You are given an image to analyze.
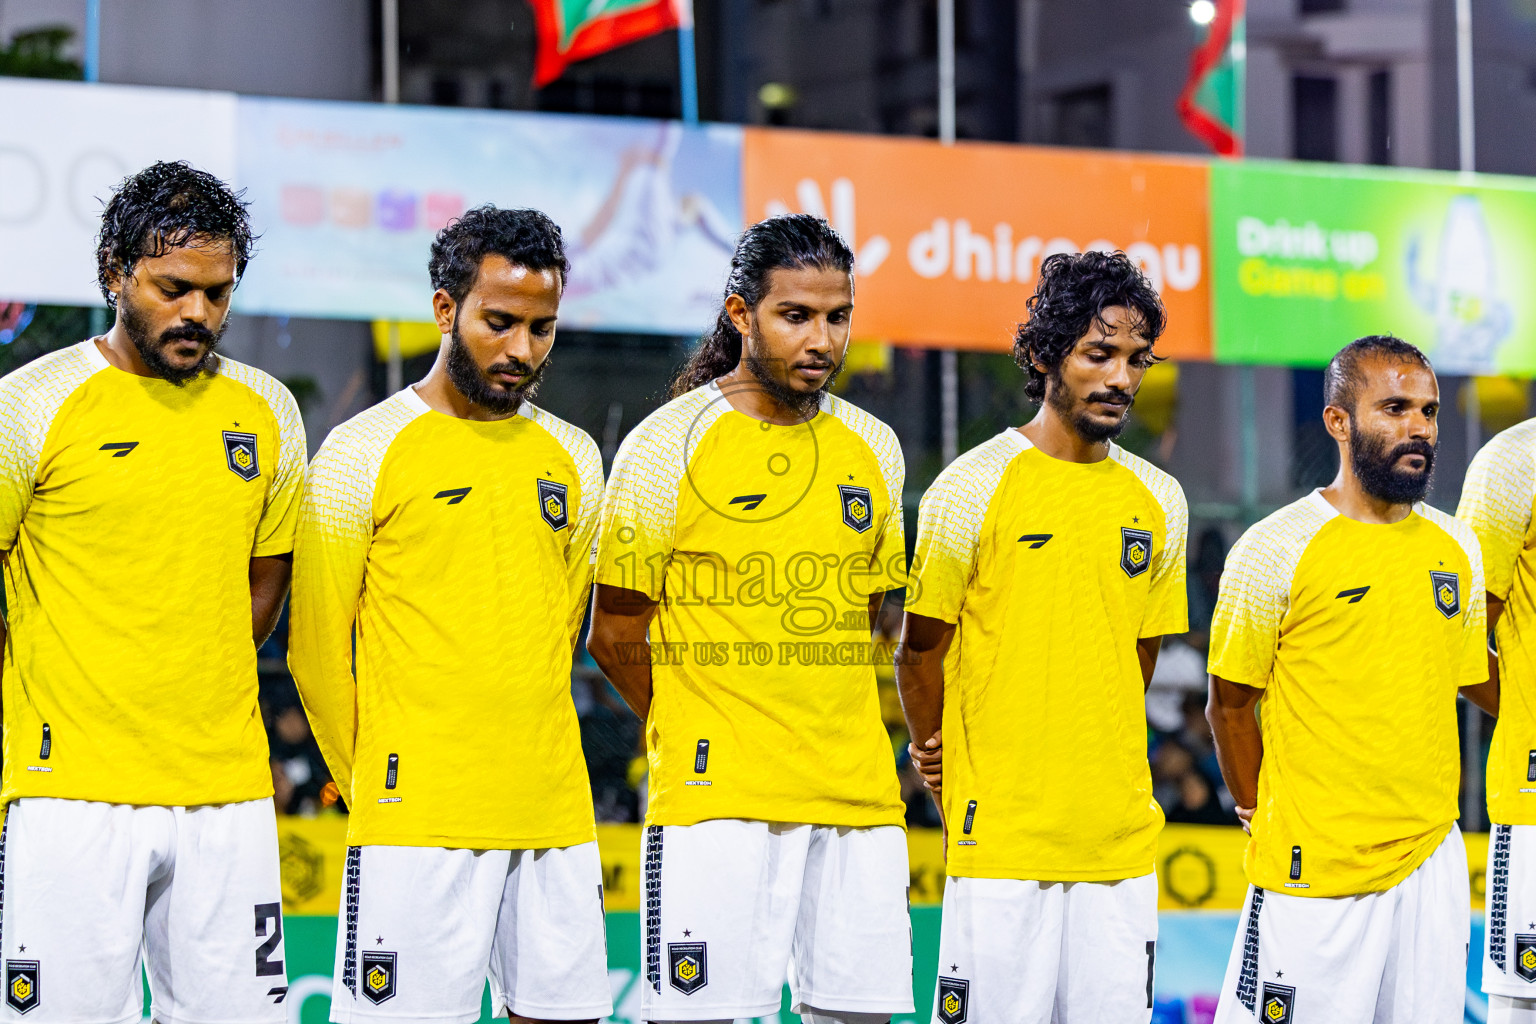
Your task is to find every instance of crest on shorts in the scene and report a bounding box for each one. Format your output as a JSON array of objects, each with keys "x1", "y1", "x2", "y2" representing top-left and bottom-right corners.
[
  {"x1": 5, "y1": 961, "x2": 38, "y2": 1015},
  {"x1": 1517, "y1": 934, "x2": 1536, "y2": 982},
  {"x1": 667, "y1": 942, "x2": 707, "y2": 995},
  {"x1": 1431, "y1": 570, "x2": 1461, "y2": 619},
  {"x1": 538, "y1": 479, "x2": 569, "y2": 531},
  {"x1": 937, "y1": 976, "x2": 968, "y2": 1024},
  {"x1": 1121, "y1": 527, "x2": 1153, "y2": 579},
  {"x1": 360, "y1": 951, "x2": 397, "y2": 1005},
  {"x1": 839, "y1": 485, "x2": 874, "y2": 533},
  {"x1": 222, "y1": 430, "x2": 260, "y2": 482},
  {"x1": 1259, "y1": 982, "x2": 1295, "y2": 1023}
]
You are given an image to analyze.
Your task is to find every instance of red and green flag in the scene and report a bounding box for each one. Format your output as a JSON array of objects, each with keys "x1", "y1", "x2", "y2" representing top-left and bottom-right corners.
[
  {"x1": 531, "y1": 0, "x2": 688, "y2": 87},
  {"x1": 1178, "y1": 0, "x2": 1245, "y2": 156}
]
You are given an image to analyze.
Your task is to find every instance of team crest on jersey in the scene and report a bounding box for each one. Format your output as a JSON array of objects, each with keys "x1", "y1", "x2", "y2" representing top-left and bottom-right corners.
[
  {"x1": 360, "y1": 951, "x2": 397, "y2": 1005},
  {"x1": 222, "y1": 430, "x2": 260, "y2": 482},
  {"x1": 839, "y1": 484, "x2": 874, "y2": 533},
  {"x1": 1517, "y1": 934, "x2": 1536, "y2": 982},
  {"x1": 936, "y1": 977, "x2": 968, "y2": 1024},
  {"x1": 1120, "y1": 527, "x2": 1153, "y2": 579},
  {"x1": 5, "y1": 961, "x2": 38, "y2": 1015},
  {"x1": 1259, "y1": 982, "x2": 1294, "y2": 1023},
  {"x1": 537, "y1": 479, "x2": 569, "y2": 531},
  {"x1": 667, "y1": 942, "x2": 708, "y2": 995},
  {"x1": 1431, "y1": 570, "x2": 1461, "y2": 618}
]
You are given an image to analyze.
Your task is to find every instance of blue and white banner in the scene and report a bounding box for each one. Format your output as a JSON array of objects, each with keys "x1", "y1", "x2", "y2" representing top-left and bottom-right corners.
[
  {"x1": 233, "y1": 97, "x2": 741, "y2": 331},
  {"x1": 0, "y1": 79, "x2": 743, "y2": 336}
]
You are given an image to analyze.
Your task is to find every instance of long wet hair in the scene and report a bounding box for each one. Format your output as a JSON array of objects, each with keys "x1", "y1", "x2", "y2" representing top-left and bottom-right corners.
[{"x1": 668, "y1": 214, "x2": 854, "y2": 398}]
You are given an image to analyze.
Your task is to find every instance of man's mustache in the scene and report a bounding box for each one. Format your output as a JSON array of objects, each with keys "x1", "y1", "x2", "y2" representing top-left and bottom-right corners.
[
  {"x1": 1085, "y1": 389, "x2": 1133, "y2": 406},
  {"x1": 159, "y1": 325, "x2": 217, "y2": 345}
]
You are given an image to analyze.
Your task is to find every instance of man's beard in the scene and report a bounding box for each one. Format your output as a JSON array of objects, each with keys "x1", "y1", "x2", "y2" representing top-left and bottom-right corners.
[
  {"x1": 741, "y1": 324, "x2": 841, "y2": 418},
  {"x1": 1349, "y1": 420, "x2": 1435, "y2": 504},
  {"x1": 120, "y1": 295, "x2": 223, "y2": 386},
  {"x1": 445, "y1": 320, "x2": 547, "y2": 415},
  {"x1": 1046, "y1": 367, "x2": 1133, "y2": 444}
]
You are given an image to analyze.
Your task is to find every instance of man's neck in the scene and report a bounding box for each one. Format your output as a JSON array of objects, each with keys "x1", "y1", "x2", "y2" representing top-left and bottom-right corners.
[
  {"x1": 97, "y1": 323, "x2": 157, "y2": 378},
  {"x1": 414, "y1": 350, "x2": 519, "y2": 422},
  {"x1": 1319, "y1": 469, "x2": 1414, "y2": 525},
  {"x1": 715, "y1": 364, "x2": 820, "y2": 426},
  {"x1": 1017, "y1": 406, "x2": 1110, "y2": 464}
]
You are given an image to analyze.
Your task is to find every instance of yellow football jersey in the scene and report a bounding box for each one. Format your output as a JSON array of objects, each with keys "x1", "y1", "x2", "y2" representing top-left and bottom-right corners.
[
  {"x1": 595, "y1": 382, "x2": 906, "y2": 828},
  {"x1": 289, "y1": 387, "x2": 603, "y2": 849},
  {"x1": 0, "y1": 339, "x2": 305, "y2": 807},
  {"x1": 1208, "y1": 492, "x2": 1486, "y2": 897},
  {"x1": 1459, "y1": 419, "x2": 1536, "y2": 826},
  {"x1": 907, "y1": 430, "x2": 1188, "y2": 881}
]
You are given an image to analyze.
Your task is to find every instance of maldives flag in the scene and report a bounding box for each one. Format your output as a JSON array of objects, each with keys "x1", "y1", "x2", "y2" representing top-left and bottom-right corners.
[
  {"x1": 531, "y1": 0, "x2": 690, "y2": 87},
  {"x1": 1177, "y1": 0, "x2": 1245, "y2": 156}
]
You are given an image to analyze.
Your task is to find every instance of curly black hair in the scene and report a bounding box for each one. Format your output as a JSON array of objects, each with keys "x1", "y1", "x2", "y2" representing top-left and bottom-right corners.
[
  {"x1": 1323, "y1": 334, "x2": 1432, "y2": 414},
  {"x1": 1012, "y1": 250, "x2": 1167, "y2": 404},
  {"x1": 95, "y1": 161, "x2": 255, "y2": 311},
  {"x1": 429, "y1": 205, "x2": 569, "y2": 305},
  {"x1": 669, "y1": 213, "x2": 854, "y2": 398}
]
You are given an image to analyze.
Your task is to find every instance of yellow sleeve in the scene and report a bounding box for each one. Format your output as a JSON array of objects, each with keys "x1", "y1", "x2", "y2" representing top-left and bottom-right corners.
[
  {"x1": 907, "y1": 437, "x2": 1015, "y2": 623},
  {"x1": 222, "y1": 362, "x2": 309, "y2": 557},
  {"x1": 0, "y1": 345, "x2": 100, "y2": 554},
  {"x1": 595, "y1": 397, "x2": 709, "y2": 600},
  {"x1": 288, "y1": 405, "x2": 412, "y2": 799},
  {"x1": 1207, "y1": 509, "x2": 1317, "y2": 689},
  {"x1": 1458, "y1": 426, "x2": 1536, "y2": 603},
  {"x1": 1112, "y1": 448, "x2": 1190, "y2": 638},
  {"x1": 532, "y1": 410, "x2": 604, "y2": 647},
  {"x1": 1145, "y1": 481, "x2": 1189, "y2": 637},
  {"x1": 0, "y1": 379, "x2": 39, "y2": 555},
  {"x1": 256, "y1": 386, "x2": 307, "y2": 556},
  {"x1": 1432, "y1": 509, "x2": 1492, "y2": 687},
  {"x1": 829, "y1": 398, "x2": 908, "y2": 593}
]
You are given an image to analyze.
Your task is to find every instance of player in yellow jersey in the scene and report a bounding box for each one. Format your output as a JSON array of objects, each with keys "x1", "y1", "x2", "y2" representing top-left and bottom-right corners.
[
  {"x1": 1459, "y1": 411, "x2": 1536, "y2": 1021},
  {"x1": 587, "y1": 215, "x2": 911, "y2": 1023},
  {"x1": 1207, "y1": 336, "x2": 1494, "y2": 1023},
  {"x1": 898, "y1": 251, "x2": 1188, "y2": 1024},
  {"x1": 0, "y1": 162, "x2": 304, "y2": 1021},
  {"x1": 287, "y1": 207, "x2": 610, "y2": 1024}
]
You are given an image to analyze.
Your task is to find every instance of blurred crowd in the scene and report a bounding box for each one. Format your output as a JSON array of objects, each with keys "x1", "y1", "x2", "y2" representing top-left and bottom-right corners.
[{"x1": 258, "y1": 524, "x2": 1241, "y2": 828}]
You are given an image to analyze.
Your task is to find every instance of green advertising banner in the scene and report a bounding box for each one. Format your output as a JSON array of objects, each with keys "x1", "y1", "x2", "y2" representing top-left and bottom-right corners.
[{"x1": 1211, "y1": 160, "x2": 1536, "y2": 374}]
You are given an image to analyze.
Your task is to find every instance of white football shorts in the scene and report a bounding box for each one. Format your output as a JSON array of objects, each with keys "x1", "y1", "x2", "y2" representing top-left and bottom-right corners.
[
  {"x1": 1213, "y1": 825, "x2": 1469, "y2": 1024},
  {"x1": 0, "y1": 796, "x2": 288, "y2": 1024},
  {"x1": 932, "y1": 872, "x2": 1158, "y2": 1024},
  {"x1": 328, "y1": 842, "x2": 612, "y2": 1024},
  {"x1": 639, "y1": 819, "x2": 914, "y2": 1022},
  {"x1": 1482, "y1": 823, "x2": 1536, "y2": 999}
]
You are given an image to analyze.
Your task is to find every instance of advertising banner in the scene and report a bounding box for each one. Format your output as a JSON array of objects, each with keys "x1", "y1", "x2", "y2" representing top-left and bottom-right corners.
[
  {"x1": 0, "y1": 78, "x2": 237, "y2": 307},
  {"x1": 1212, "y1": 159, "x2": 1536, "y2": 374},
  {"x1": 234, "y1": 98, "x2": 742, "y2": 331},
  {"x1": 742, "y1": 128, "x2": 1213, "y2": 358}
]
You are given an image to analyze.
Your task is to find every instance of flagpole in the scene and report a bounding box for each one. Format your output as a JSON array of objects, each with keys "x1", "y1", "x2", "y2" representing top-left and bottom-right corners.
[
  {"x1": 676, "y1": 0, "x2": 698, "y2": 124},
  {"x1": 382, "y1": 0, "x2": 402, "y2": 393},
  {"x1": 84, "y1": 0, "x2": 101, "y2": 82},
  {"x1": 938, "y1": 0, "x2": 958, "y2": 468},
  {"x1": 1455, "y1": 0, "x2": 1484, "y2": 833}
]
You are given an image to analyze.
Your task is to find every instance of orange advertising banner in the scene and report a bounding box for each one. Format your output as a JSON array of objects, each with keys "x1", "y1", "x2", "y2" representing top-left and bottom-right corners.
[{"x1": 742, "y1": 128, "x2": 1213, "y2": 358}]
